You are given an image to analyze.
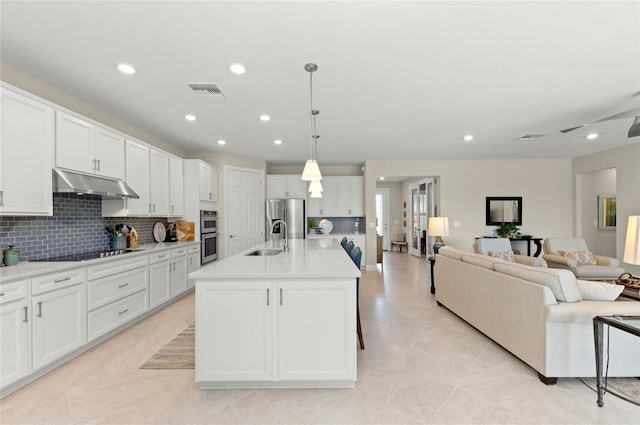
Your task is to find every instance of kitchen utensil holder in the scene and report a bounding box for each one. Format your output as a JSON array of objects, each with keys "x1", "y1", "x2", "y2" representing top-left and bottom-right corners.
[{"x1": 111, "y1": 235, "x2": 126, "y2": 250}]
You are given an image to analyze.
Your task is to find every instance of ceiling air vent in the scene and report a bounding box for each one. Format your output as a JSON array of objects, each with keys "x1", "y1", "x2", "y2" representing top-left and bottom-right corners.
[
  {"x1": 515, "y1": 133, "x2": 547, "y2": 142},
  {"x1": 188, "y1": 83, "x2": 225, "y2": 98}
]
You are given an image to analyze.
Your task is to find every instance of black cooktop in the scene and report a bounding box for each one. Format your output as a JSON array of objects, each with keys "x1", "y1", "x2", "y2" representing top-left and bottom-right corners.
[{"x1": 30, "y1": 250, "x2": 134, "y2": 262}]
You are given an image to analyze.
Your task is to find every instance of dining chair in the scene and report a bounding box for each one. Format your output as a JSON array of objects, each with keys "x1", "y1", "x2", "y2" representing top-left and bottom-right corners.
[
  {"x1": 340, "y1": 237, "x2": 348, "y2": 249},
  {"x1": 350, "y1": 246, "x2": 364, "y2": 350},
  {"x1": 345, "y1": 240, "x2": 354, "y2": 254}
]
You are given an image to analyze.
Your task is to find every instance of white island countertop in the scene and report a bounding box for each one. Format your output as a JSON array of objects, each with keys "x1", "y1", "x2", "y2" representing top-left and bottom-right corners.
[{"x1": 190, "y1": 238, "x2": 360, "y2": 280}]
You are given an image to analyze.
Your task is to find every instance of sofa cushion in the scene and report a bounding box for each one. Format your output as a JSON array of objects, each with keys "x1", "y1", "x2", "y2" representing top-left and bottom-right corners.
[
  {"x1": 494, "y1": 262, "x2": 582, "y2": 302},
  {"x1": 558, "y1": 250, "x2": 597, "y2": 265},
  {"x1": 576, "y1": 279, "x2": 624, "y2": 301},
  {"x1": 438, "y1": 246, "x2": 463, "y2": 261},
  {"x1": 571, "y1": 265, "x2": 627, "y2": 279},
  {"x1": 488, "y1": 250, "x2": 515, "y2": 262}
]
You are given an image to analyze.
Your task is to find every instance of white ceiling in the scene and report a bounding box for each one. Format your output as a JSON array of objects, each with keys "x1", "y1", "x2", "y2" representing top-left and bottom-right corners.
[{"x1": 1, "y1": 1, "x2": 639, "y2": 165}]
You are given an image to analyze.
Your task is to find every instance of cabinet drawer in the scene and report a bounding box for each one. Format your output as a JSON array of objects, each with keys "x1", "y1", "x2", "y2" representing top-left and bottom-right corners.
[
  {"x1": 87, "y1": 266, "x2": 148, "y2": 311},
  {"x1": 32, "y1": 267, "x2": 85, "y2": 295},
  {"x1": 188, "y1": 244, "x2": 201, "y2": 254},
  {"x1": 0, "y1": 279, "x2": 28, "y2": 304},
  {"x1": 149, "y1": 251, "x2": 171, "y2": 264},
  {"x1": 171, "y1": 246, "x2": 188, "y2": 258},
  {"x1": 88, "y1": 290, "x2": 148, "y2": 341},
  {"x1": 86, "y1": 255, "x2": 148, "y2": 281}
]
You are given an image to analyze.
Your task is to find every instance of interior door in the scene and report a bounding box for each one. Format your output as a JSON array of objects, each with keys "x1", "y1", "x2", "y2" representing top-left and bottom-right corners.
[
  {"x1": 225, "y1": 166, "x2": 265, "y2": 257},
  {"x1": 376, "y1": 189, "x2": 390, "y2": 251}
]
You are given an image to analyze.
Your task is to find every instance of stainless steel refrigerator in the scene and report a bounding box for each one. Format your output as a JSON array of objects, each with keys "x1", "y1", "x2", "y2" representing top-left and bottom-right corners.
[{"x1": 266, "y1": 198, "x2": 306, "y2": 241}]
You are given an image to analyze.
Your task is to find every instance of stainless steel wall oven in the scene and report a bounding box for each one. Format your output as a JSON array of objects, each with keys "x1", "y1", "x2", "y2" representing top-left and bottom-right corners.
[{"x1": 200, "y1": 210, "x2": 218, "y2": 264}]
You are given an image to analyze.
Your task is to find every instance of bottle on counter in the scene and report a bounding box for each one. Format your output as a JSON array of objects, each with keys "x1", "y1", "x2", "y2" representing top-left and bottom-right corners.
[{"x1": 354, "y1": 220, "x2": 360, "y2": 235}]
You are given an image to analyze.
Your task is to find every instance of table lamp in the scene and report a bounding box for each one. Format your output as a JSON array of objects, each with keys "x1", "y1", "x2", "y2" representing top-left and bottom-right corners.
[
  {"x1": 428, "y1": 217, "x2": 450, "y2": 254},
  {"x1": 623, "y1": 215, "x2": 640, "y2": 266}
]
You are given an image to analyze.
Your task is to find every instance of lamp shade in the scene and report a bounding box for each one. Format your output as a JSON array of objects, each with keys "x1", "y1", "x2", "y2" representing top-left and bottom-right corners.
[
  {"x1": 308, "y1": 180, "x2": 323, "y2": 193},
  {"x1": 301, "y1": 159, "x2": 322, "y2": 181},
  {"x1": 310, "y1": 190, "x2": 322, "y2": 198},
  {"x1": 624, "y1": 215, "x2": 640, "y2": 265},
  {"x1": 427, "y1": 217, "x2": 450, "y2": 237}
]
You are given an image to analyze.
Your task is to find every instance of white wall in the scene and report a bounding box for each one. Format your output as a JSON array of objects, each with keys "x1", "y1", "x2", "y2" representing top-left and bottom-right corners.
[
  {"x1": 573, "y1": 142, "x2": 640, "y2": 275},
  {"x1": 363, "y1": 159, "x2": 573, "y2": 268},
  {"x1": 375, "y1": 181, "x2": 403, "y2": 249},
  {"x1": 579, "y1": 168, "x2": 616, "y2": 257}
]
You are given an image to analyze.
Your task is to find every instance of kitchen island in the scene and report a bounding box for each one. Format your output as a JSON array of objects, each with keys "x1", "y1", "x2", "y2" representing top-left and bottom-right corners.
[{"x1": 189, "y1": 238, "x2": 360, "y2": 389}]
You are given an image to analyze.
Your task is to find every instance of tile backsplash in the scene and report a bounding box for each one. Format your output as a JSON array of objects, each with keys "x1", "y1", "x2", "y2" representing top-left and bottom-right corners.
[
  {"x1": 308, "y1": 217, "x2": 364, "y2": 234},
  {"x1": 0, "y1": 193, "x2": 164, "y2": 261}
]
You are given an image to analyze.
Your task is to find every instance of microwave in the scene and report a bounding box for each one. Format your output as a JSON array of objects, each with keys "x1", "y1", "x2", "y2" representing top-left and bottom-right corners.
[{"x1": 201, "y1": 210, "x2": 218, "y2": 234}]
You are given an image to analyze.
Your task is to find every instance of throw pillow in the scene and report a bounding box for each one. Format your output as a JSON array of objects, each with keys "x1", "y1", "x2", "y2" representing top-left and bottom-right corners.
[
  {"x1": 558, "y1": 250, "x2": 597, "y2": 265},
  {"x1": 488, "y1": 250, "x2": 515, "y2": 262},
  {"x1": 576, "y1": 279, "x2": 624, "y2": 301}
]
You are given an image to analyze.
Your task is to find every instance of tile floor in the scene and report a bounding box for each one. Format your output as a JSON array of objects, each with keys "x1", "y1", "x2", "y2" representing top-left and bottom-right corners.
[{"x1": 1, "y1": 252, "x2": 639, "y2": 424}]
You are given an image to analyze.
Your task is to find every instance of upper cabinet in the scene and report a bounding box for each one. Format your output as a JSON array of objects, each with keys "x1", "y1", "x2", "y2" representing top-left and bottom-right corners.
[
  {"x1": 169, "y1": 156, "x2": 184, "y2": 217},
  {"x1": 55, "y1": 111, "x2": 124, "y2": 180},
  {"x1": 307, "y1": 176, "x2": 363, "y2": 217},
  {"x1": 0, "y1": 86, "x2": 53, "y2": 216},
  {"x1": 267, "y1": 175, "x2": 306, "y2": 199},
  {"x1": 199, "y1": 162, "x2": 217, "y2": 202},
  {"x1": 149, "y1": 148, "x2": 170, "y2": 216}
]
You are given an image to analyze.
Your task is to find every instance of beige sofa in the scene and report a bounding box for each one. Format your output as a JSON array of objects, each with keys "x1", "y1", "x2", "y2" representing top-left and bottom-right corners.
[
  {"x1": 435, "y1": 246, "x2": 640, "y2": 384},
  {"x1": 542, "y1": 237, "x2": 625, "y2": 280}
]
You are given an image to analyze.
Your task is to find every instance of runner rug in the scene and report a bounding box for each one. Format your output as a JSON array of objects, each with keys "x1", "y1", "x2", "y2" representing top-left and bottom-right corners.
[{"x1": 140, "y1": 322, "x2": 195, "y2": 369}]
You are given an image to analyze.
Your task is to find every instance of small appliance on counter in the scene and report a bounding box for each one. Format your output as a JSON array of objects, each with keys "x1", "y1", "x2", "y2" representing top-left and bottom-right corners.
[{"x1": 3, "y1": 244, "x2": 21, "y2": 266}]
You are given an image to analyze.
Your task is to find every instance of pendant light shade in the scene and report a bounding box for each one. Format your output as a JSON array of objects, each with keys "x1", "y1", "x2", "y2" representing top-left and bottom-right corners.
[
  {"x1": 308, "y1": 180, "x2": 323, "y2": 193},
  {"x1": 301, "y1": 159, "x2": 322, "y2": 181},
  {"x1": 301, "y1": 63, "x2": 322, "y2": 187},
  {"x1": 310, "y1": 190, "x2": 323, "y2": 198}
]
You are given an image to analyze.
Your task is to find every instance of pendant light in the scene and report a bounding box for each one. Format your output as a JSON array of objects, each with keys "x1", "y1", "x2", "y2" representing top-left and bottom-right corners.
[
  {"x1": 308, "y1": 179, "x2": 323, "y2": 198},
  {"x1": 301, "y1": 63, "x2": 323, "y2": 182}
]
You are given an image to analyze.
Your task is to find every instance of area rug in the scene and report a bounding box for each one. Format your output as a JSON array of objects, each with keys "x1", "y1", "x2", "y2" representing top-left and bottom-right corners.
[
  {"x1": 583, "y1": 377, "x2": 640, "y2": 405},
  {"x1": 140, "y1": 323, "x2": 195, "y2": 369}
]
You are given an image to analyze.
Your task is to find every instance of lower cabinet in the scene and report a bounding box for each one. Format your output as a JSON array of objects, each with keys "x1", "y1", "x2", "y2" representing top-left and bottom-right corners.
[
  {"x1": 88, "y1": 290, "x2": 148, "y2": 341},
  {"x1": 0, "y1": 297, "x2": 31, "y2": 389},
  {"x1": 170, "y1": 247, "x2": 188, "y2": 297},
  {"x1": 195, "y1": 278, "x2": 355, "y2": 386},
  {"x1": 149, "y1": 254, "x2": 171, "y2": 309},
  {"x1": 32, "y1": 283, "x2": 87, "y2": 370}
]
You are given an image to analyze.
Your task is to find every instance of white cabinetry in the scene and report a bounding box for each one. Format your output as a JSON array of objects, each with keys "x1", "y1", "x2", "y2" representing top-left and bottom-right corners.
[
  {"x1": 55, "y1": 111, "x2": 124, "y2": 180},
  {"x1": 31, "y1": 269, "x2": 87, "y2": 370},
  {"x1": 267, "y1": 175, "x2": 306, "y2": 199},
  {"x1": 0, "y1": 280, "x2": 30, "y2": 389},
  {"x1": 86, "y1": 255, "x2": 149, "y2": 341},
  {"x1": 0, "y1": 85, "x2": 53, "y2": 216},
  {"x1": 307, "y1": 176, "x2": 363, "y2": 217},
  {"x1": 149, "y1": 148, "x2": 170, "y2": 216},
  {"x1": 199, "y1": 162, "x2": 217, "y2": 202},
  {"x1": 170, "y1": 246, "x2": 188, "y2": 296},
  {"x1": 196, "y1": 281, "x2": 273, "y2": 382},
  {"x1": 169, "y1": 156, "x2": 184, "y2": 217},
  {"x1": 187, "y1": 245, "x2": 201, "y2": 289},
  {"x1": 149, "y1": 251, "x2": 171, "y2": 308},
  {"x1": 307, "y1": 176, "x2": 338, "y2": 217},
  {"x1": 196, "y1": 278, "x2": 355, "y2": 385}
]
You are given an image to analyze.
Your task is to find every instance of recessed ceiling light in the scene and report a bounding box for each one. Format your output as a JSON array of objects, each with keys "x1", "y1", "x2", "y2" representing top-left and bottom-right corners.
[
  {"x1": 586, "y1": 133, "x2": 599, "y2": 140},
  {"x1": 274, "y1": 139, "x2": 282, "y2": 145},
  {"x1": 230, "y1": 63, "x2": 246, "y2": 74},
  {"x1": 185, "y1": 114, "x2": 196, "y2": 121},
  {"x1": 379, "y1": 177, "x2": 385, "y2": 181},
  {"x1": 463, "y1": 134, "x2": 474, "y2": 142},
  {"x1": 117, "y1": 63, "x2": 136, "y2": 75},
  {"x1": 217, "y1": 140, "x2": 226, "y2": 145},
  {"x1": 260, "y1": 115, "x2": 271, "y2": 122}
]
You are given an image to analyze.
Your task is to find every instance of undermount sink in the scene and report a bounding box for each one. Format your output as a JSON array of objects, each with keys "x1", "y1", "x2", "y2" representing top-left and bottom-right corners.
[{"x1": 245, "y1": 248, "x2": 283, "y2": 256}]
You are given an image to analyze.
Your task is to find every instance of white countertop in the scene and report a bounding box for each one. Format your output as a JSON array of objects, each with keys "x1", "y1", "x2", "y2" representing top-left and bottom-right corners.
[
  {"x1": 190, "y1": 238, "x2": 360, "y2": 280},
  {"x1": 0, "y1": 241, "x2": 199, "y2": 283},
  {"x1": 307, "y1": 233, "x2": 365, "y2": 238}
]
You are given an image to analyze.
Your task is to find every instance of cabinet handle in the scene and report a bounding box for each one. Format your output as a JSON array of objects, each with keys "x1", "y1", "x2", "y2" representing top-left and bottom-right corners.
[
  {"x1": 171, "y1": 205, "x2": 175, "y2": 213},
  {"x1": 92, "y1": 159, "x2": 97, "y2": 171},
  {"x1": 153, "y1": 204, "x2": 156, "y2": 213},
  {"x1": 266, "y1": 288, "x2": 270, "y2": 306},
  {"x1": 23, "y1": 306, "x2": 28, "y2": 323},
  {"x1": 97, "y1": 159, "x2": 101, "y2": 171},
  {"x1": 0, "y1": 292, "x2": 4, "y2": 297},
  {"x1": 37, "y1": 301, "x2": 42, "y2": 317},
  {"x1": 149, "y1": 203, "x2": 152, "y2": 213},
  {"x1": 320, "y1": 209, "x2": 323, "y2": 215},
  {"x1": 280, "y1": 288, "x2": 283, "y2": 306},
  {"x1": 0, "y1": 190, "x2": 4, "y2": 206},
  {"x1": 118, "y1": 283, "x2": 130, "y2": 288},
  {"x1": 54, "y1": 277, "x2": 71, "y2": 283},
  {"x1": 158, "y1": 254, "x2": 167, "y2": 259},
  {"x1": 349, "y1": 209, "x2": 352, "y2": 215},
  {"x1": 173, "y1": 263, "x2": 176, "y2": 271},
  {"x1": 118, "y1": 309, "x2": 129, "y2": 316},
  {"x1": 229, "y1": 235, "x2": 235, "y2": 238},
  {"x1": 189, "y1": 258, "x2": 192, "y2": 266}
]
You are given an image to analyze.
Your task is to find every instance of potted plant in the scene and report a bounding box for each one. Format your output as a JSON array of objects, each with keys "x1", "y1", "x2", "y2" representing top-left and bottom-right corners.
[{"x1": 496, "y1": 223, "x2": 522, "y2": 239}]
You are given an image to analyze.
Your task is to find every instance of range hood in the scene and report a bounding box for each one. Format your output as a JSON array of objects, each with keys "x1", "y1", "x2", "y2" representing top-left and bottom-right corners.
[{"x1": 53, "y1": 169, "x2": 139, "y2": 199}]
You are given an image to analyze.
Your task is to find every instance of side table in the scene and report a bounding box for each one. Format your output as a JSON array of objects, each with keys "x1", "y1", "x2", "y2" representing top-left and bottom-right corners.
[
  {"x1": 593, "y1": 315, "x2": 640, "y2": 407},
  {"x1": 428, "y1": 256, "x2": 436, "y2": 294}
]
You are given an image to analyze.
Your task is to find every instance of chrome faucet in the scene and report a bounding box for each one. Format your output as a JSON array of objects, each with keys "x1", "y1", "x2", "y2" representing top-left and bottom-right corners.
[{"x1": 270, "y1": 219, "x2": 289, "y2": 252}]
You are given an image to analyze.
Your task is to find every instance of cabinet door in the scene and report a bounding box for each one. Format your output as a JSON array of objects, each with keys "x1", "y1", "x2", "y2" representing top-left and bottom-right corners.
[
  {"x1": 149, "y1": 261, "x2": 171, "y2": 308},
  {"x1": 94, "y1": 126, "x2": 124, "y2": 179},
  {"x1": 187, "y1": 253, "x2": 200, "y2": 289},
  {"x1": 124, "y1": 140, "x2": 150, "y2": 215},
  {"x1": 55, "y1": 111, "x2": 93, "y2": 175},
  {"x1": 149, "y1": 148, "x2": 170, "y2": 216},
  {"x1": 169, "y1": 156, "x2": 184, "y2": 216},
  {"x1": 32, "y1": 284, "x2": 87, "y2": 370},
  {"x1": 307, "y1": 187, "x2": 323, "y2": 216},
  {"x1": 196, "y1": 281, "x2": 272, "y2": 382},
  {"x1": 320, "y1": 176, "x2": 338, "y2": 216},
  {"x1": 267, "y1": 175, "x2": 288, "y2": 198},
  {"x1": 171, "y1": 256, "x2": 188, "y2": 296},
  {"x1": 348, "y1": 176, "x2": 364, "y2": 216},
  {"x1": 277, "y1": 279, "x2": 356, "y2": 381},
  {"x1": 0, "y1": 300, "x2": 31, "y2": 389},
  {"x1": 286, "y1": 176, "x2": 306, "y2": 199},
  {"x1": 0, "y1": 88, "x2": 53, "y2": 215},
  {"x1": 335, "y1": 177, "x2": 351, "y2": 216}
]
